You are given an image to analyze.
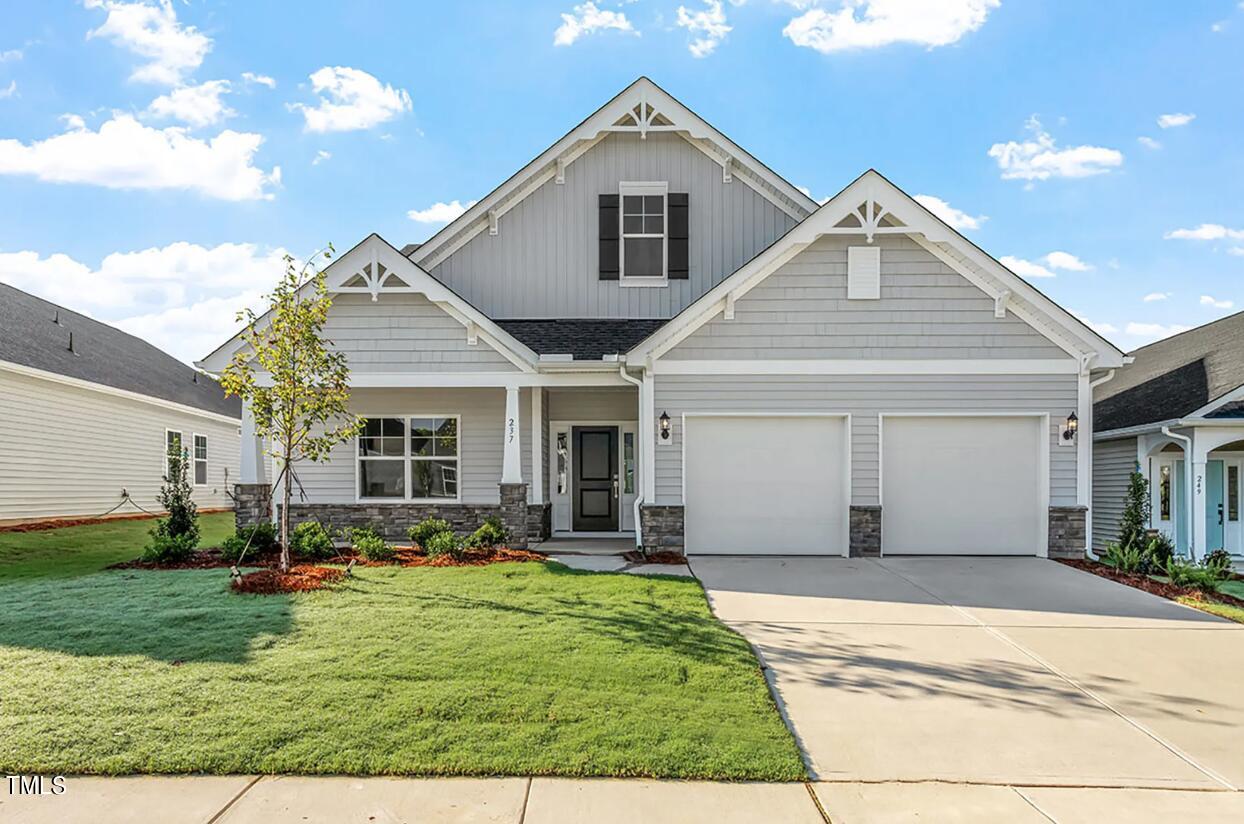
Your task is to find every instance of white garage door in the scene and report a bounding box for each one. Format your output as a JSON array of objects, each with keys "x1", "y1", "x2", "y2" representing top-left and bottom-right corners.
[
  {"x1": 684, "y1": 415, "x2": 848, "y2": 555},
  {"x1": 882, "y1": 416, "x2": 1046, "y2": 556}
]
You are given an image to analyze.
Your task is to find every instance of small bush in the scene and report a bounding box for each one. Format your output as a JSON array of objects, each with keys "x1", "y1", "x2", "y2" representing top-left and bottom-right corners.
[
  {"x1": 1203, "y1": 549, "x2": 1234, "y2": 582},
  {"x1": 142, "y1": 529, "x2": 197, "y2": 564},
  {"x1": 351, "y1": 527, "x2": 395, "y2": 562},
  {"x1": 424, "y1": 530, "x2": 464, "y2": 561},
  {"x1": 1143, "y1": 532, "x2": 1175, "y2": 572},
  {"x1": 1165, "y1": 556, "x2": 1221, "y2": 592},
  {"x1": 219, "y1": 534, "x2": 249, "y2": 563},
  {"x1": 1102, "y1": 542, "x2": 1145, "y2": 574},
  {"x1": 466, "y1": 516, "x2": 508, "y2": 550},
  {"x1": 408, "y1": 518, "x2": 453, "y2": 548},
  {"x1": 238, "y1": 522, "x2": 278, "y2": 552},
  {"x1": 291, "y1": 521, "x2": 335, "y2": 561}
]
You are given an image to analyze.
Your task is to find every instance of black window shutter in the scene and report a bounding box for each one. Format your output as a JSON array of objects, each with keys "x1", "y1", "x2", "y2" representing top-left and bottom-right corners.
[
  {"x1": 668, "y1": 193, "x2": 689, "y2": 279},
  {"x1": 599, "y1": 194, "x2": 619, "y2": 280}
]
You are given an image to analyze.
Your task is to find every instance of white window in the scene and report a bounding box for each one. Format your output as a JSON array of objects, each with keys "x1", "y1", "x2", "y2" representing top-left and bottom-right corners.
[
  {"x1": 164, "y1": 429, "x2": 183, "y2": 478},
  {"x1": 620, "y1": 181, "x2": 667, "y2": 281},
  {"x1": 847, "y1": 246, "x2": 881, "y2": 300},
  {"x1": 192, "y1": 434, "x2": 209, "y2": 486},
  {"x1": 358, "y1": 416, "x2": 460, "y2": 502}
]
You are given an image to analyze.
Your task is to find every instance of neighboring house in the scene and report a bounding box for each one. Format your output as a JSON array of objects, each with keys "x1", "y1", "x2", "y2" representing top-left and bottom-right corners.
[
  {"x1": 0, "y1": 283, "x2": 241, "y2": 524},
  {"x1": 199, "y1": 78, "x2": 1124, "y2": 558},
  {"x1": 1092, "y1": 311, "x2": 1244, "y2": 559}
]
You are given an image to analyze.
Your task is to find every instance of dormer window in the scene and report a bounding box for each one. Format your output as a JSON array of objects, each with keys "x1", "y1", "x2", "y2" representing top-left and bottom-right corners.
[
  {"x1": 620, "y1": 182, "x2": 667, "y2": 281},
  {"x1": 599, "y1": 185, "x2": 688, "y2": 284}
]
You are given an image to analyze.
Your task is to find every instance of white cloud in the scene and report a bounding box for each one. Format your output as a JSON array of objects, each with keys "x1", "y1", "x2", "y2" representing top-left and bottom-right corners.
[
  {"x1": 84, "y1": 0, "x2": 211, "y2": 86},
  {"x1": 146, "y1": 79, "x2": 234, "y2": 127},
  {"x1": 312, "y1": 150, "x2": 331, "y2": 166},
  {"x1": 0, "y1": 113, "x2": 279, "y2": 200},
  {"x1": 1071, "y1": 311, "x2": 1118, "y2": 336},
  {"x1": 1229, "y1": 247, "x2": 1244, "y2": 257},
  {"x1": 0, "y1": 241, "x2": 289, "y2": 363},
  {"x1": 1043, "y1": 250, "x2": 1091, "y2": 271},
  {"x1": 554, "y1": 2, "x2": 636, "y2": 46},
  {"x1": 677, "y1": 1, "x2": 732, "y2": 57},
  {"x1": 241, "y1": 71, "x2": 276, "y2": 89},
  {"x1": 1137, "y1": 136, "x2": 1162, "y2": 150},
  {"x1": 783, "y1": 0, "x2": 998, "y2": 53},
  {"x1": 0, "y1": 49, "x2": 21, "y2": 62},
  {"x1": 1165, "y1": 223, "x2": 1244, "y2": 241},
  {"x1": 913, "y1": 194, "x2": 986, "y2": 231},
  {"x1": 1157, "y1": 112, "x2": 1195, "y2": 129},
  {"x1": 407, "y1": 199, "x2": 477, "y2": 224},
  {"x1": 1000, "y1": 255, "x2": 1056, "y2": 279},
  {"x1": 1125, "y1": 321, "x2": 1190, "y2": 344},
  {"x1": 1201, "y1": 294, "x2": 1235, "y2": 309},
  {"x1": 1142, "y1": 292, "x2": 1171, "y2": 302},
  {"x1": 291, "y1": 66, "x2": 412, "y2": 133},
  {"x1": 0, "y1": 80, "x2": 15, "y2": 99},
  {"x1": 989, "y1": 116, "x2": 1123, "y2": 181},
  {"x1": 796, "y1": 185, "x2": 831, "y2": 205}
]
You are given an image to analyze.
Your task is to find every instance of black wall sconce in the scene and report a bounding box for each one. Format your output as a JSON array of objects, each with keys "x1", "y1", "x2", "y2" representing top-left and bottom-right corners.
[
  {"x1": 1062, "y1": 411, "x2": 1078, "y2": 441},
  {"x1": 659, "y1": 411, "x2": 671, "y2": 441}
]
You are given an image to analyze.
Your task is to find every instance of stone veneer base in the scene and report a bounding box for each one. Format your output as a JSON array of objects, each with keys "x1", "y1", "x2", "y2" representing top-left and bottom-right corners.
[
  {"x1": 1047, "y1": 505, "x2": 1088, "y2": 560},
  {"x1": 849, "y1": 505, "x2": 882, "y2": 557},
  {"x1": 639, "y1": 505, "x2": 685, "y2": 556}
]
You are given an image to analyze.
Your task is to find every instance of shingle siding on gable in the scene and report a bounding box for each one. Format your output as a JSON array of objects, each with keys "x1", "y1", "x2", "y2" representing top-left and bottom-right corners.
[
  {"x1": 666, "y1": 235, "x2": 1069, "y2": 360},
  {"x1": 429, "y1": 132, "x2": 798, "y2": 319}
]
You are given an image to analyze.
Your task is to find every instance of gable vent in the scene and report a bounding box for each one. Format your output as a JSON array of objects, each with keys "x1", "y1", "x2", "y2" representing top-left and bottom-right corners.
[{"x1": 847, "y1": 246, "x2": 881, "y2": 300}]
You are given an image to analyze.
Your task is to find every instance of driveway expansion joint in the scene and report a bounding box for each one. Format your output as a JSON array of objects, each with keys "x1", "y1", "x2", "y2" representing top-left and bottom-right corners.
[{"x1": 204, "y1": 774, "x2": 262, "y2": 824}]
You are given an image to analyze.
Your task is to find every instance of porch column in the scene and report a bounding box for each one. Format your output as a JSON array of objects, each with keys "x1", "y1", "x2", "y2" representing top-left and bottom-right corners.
[
  {"x1": 502, "y1": 385, "x2": 523, "y2": 484},
  {"x1": 1191, "y1": 432, "x2": 1207, "y2": 560},
  {"x1": 240, "y1": 401, "x2": 267, "y2": 485}
]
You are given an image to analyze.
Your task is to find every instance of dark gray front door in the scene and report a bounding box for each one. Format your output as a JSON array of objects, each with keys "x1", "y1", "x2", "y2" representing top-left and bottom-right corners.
[{"x1": 573, "y1": 426, "x2": 618, "y2": 531}]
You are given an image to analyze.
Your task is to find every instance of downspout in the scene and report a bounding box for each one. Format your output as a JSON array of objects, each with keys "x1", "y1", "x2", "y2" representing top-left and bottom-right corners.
[
  {"x1": 618, "y1": 364, "x2": 644, "y2": 549},
  {"x1": 1161, "y1": 426, "x2": 1195, "y2": 560},
  {"x1": 1084, "y1": 369, "x2": 1116, "y2": 560}
]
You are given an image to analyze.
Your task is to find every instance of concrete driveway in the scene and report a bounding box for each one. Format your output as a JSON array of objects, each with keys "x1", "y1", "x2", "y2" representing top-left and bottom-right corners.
[{"x1": 693, "y1": 556, "x2": 1244, "y2": 816}]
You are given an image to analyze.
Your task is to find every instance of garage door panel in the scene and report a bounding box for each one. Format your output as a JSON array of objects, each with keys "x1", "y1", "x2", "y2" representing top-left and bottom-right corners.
[
  {"x1": 685, "y1": 416, "x2": 847, "y2": 555},
  {"x1": 883, "y1": 416, "x2": 1044, "y2": 556}
]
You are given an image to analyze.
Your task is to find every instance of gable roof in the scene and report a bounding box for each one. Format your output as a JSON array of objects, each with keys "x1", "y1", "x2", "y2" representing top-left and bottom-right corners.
[
  {"x1": 496, "y1": 319, "x2": 667, "y2": 360},
  {"x1": 408, "y1": 77, "x2": 818, "y2": 272},
  {"x1": 625, "y1": 169, "x2": 1127, "y2": 368},
  {"x1": 1098, "y1": 308, "x2": 1244, "y2": 403},
  {"x1": 0, "y1": 282, "x2": 241, "y2": 419},
  {"x1": 1094, "y1": 358, "x2": 1209, "y2": 432}
]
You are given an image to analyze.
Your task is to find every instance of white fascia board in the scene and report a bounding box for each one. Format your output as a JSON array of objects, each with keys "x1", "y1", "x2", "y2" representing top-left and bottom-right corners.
[
  {"x1": 338, "y1": 371, "x2": 631, "y2": 388},
  {"x1": 0, "y1": 359, "x2": 242, "y2": 425},
  {"x1": 410, "y1": 77, "x2": 816, "y2": 270},
  {"x1": 1187, "y1": 381, "x2": 1244, "y2": 419},
  {"x1": 654, "y1": 359, "x2": 1080, "y2": 376},
  {"x1": 1095, "y1": 417, "x2": 1244, "y2": 442}
]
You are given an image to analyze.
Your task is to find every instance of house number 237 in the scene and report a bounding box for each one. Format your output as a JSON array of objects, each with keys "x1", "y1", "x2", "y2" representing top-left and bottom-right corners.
[{"x1": 507, "y1": 418, "x2": 516, "y2": 444}]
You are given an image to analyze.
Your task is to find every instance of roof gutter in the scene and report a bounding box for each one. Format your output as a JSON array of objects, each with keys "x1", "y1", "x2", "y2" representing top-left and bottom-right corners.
[
  {"x1": 1084, "y1": 369, "x2": 1117, "y2": 561},
  {"x1": 1094, "y1": 417, "x2": 1244, "y2": 442}
]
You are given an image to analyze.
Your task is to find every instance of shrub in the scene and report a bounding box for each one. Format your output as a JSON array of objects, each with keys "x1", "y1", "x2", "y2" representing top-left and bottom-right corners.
[
  {"x1": 1203, "y1": 549, "x2": 1234, "y2": 582},
  {"x1": 1102, "y1": 542, "x2": 1145, "y2": 574},
  {"x1": 1165, "y1": 556, "x2": 1221, "y2": 592},
  {"x1": 291, "y1": 521, "x2": 335, "y2": 561},
  {"x1": 466, "y1": 516, "x2": 508, "y2": 550},
  {"x1": 238, "y1": 522, "x2": 278, "y2": 552},
  {"x1": 141, "y1": 530, "x2": 197, "y2": 564},
  {"x1": 408, "y1": 518, "x2": 453, "y2": 548},
  {"x1": 1143, "y1": 532, "x2": 1175, "y2": 572},
  {"x1": 351, "y1": 527, "x2": 395, "y2": 562},
  {"x1": 424, "y1": 529, "x2": 464, "y2": 561},
  {"x1": 219, "y1": 534, "x2": 249, "y2": 564},
  {"x1": 1118, "y1": 471, "x2": 1151, "y2": 550}
]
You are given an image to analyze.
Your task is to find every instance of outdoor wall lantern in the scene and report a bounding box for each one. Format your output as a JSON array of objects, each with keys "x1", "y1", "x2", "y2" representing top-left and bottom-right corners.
[
  {"x1": 659, "y1": 411, "x2": 672, "y2": 441},
  {"x1": 1062, "y1": 411, "x2": 1079, "y2": 441}
]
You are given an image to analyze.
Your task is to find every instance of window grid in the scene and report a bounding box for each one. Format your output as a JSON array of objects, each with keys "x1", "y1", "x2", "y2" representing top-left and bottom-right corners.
[
  {"x1": 164, "y1": 429, "x2": 183, "y2": 479},
  {"x1": 357, "y1": 416, "x2": 461, "y2": 502},
  {"x1": 193, "y1": 434, "x2": 208, "y2": 486},
  {"x1": 619, "y1": 182, "x2": 667, "y2": 280}
]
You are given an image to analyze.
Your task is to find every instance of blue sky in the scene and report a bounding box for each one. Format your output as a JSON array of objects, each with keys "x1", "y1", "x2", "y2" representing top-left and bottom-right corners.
[{"x1": 1, "y1": 1, "x2": 1242, "y2": 363}]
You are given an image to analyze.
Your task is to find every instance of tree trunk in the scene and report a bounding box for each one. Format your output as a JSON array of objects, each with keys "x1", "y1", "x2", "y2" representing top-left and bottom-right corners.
[{"x1": 280, "y1": 455, "x2": 292, "y2": 573}]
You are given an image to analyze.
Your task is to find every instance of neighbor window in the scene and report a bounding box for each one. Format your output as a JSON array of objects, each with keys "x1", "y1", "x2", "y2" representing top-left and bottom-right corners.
[
  {"x1": 358, "y1": 416, "x2": 459, "y2": 501},
  {"x1": 1159, "y1": 465, "x2": 1171, "y2": 521},
  {"x1": 193, "y1": 434, "x2": 208, "y2": 486},
  {"x1": 164, "y1": 430, "x2": 182, "y2": 478},
  {"x1": 620, "y1": 182, "x2": 666, "y2": 279}
]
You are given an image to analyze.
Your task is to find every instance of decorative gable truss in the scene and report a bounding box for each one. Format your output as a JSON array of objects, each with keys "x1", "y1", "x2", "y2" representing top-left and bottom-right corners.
[
  {"x1": 626, "y1": 169, "x2": 1127, "y2": 372},
  {"x1": 411, "y1": 78, "x2": 818, "y2": 271}
]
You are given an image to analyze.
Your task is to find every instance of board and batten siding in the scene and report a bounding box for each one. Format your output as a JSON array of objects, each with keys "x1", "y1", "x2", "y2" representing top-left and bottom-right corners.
[
  {"x1": 429, "y1": 132, "x2": 798, "y2": 319},
  {"x1": 1092, "y1": 436, "x2": 1138, "y2": 552},
  {"x1": 666, "y1": 234, "x2": 1067, "y2": 360},
  {"x1": 323, "y1": 294, "x2": 517, "y2": 373},
  {"x1": 653, "y1": 374, "x2": 1079, "y2": 507},
  {"x1": 0, "y1": 369, "x2": 239, "y2": 521},
  {"x1": 296, "y1": 387, "x2": 533, "y2": 505}
]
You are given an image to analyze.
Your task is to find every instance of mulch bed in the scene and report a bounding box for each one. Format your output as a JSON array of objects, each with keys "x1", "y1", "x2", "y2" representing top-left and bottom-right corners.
[
  {"x1": 1059, "y1": 559, "x2": 1244, "y2": 609},
  {"x1": 231, "y1": 565, "x2": 345, "y2": 594},
  {"x1": 352, "y1": 545, "x2": 547, "y2": 568},
  {"x1": 623, "y1": 550, "x2": 687, "y2": 565},
  {"x1": 108, "y1": 548, "x2": 282, "y2": 571}
]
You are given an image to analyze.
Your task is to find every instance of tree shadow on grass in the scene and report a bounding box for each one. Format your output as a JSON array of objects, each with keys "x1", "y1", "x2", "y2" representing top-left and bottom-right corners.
[{"x1": 0, "y1": 569, "x2": 294, "y2": 664}]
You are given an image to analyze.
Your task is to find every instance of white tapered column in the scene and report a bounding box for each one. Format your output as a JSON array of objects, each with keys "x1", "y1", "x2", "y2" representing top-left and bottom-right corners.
[
  {"x1": 502, "y1": 385, "x2": 523, "y2": 484},
  {"x1": 240, "y1": 401, "x2": 267, "y2": 485}
]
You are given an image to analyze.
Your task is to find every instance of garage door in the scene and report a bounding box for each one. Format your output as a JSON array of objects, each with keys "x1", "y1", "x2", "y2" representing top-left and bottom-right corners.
[
  {"x1": 882, "y1": 416, "x2": 1045, "y2": 555},
  {"x1": 684, "y1": 415, "x2": 848, "y2": 555}
]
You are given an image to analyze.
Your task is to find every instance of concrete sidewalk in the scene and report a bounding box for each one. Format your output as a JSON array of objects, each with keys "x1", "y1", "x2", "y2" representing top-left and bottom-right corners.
[{"x1": 6, "y1": 775, "x2": 1244, "y2": 823}]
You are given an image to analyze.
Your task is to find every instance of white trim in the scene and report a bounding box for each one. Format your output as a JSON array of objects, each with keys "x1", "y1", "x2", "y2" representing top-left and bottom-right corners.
[
  {"x1": 1188, "y1": 381, "x2": 1244, "y2": 419},
  {"x1": 680, "y1": 412, "x2": 852, "y2": 557},
  {"x1": 531, "y1": 389, "x2": 544, "y2": 505},
  {"x1": 191, "y1": 432, "x2": 209, "y2": 487},
  {"x1": 548, "y1": 419, "x2": 638, "y2": 533},
  {"x1": 164, "y1": 428, "x2": 183, "y2": 479},
  {"x1": 619, "y1": 180, "x2": 669, "y2": 284},
  {"x1": 343, "y1": 371, "x2": 632, "y2": 388},
  {"x1": 653, "y1": 359, "x2": 1080, "y2": 376},
  {"x1": 354, "y1": 414, "x2": 463, "y2": 504},
  {"x1": 1, "y1": 359, "x2": 241, "y2": 425},
  {"x1": 1095, "y1": 417, "x2": 1244, "y2": 442},
  {"x1": 877, "y1": 412, "x2": 1051, "y2": 558}
]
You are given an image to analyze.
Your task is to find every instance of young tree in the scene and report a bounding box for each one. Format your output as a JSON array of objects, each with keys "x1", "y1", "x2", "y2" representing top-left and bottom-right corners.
[
  {"x1": 220, "y1": 247, "x2": 362, "y2": 572},
  {"x1": 1118, "y1": 470, "x2": 1151, "y2": 550},
  {"x1": 143, "y1": 440, "x2": 201, "y2": 563}
]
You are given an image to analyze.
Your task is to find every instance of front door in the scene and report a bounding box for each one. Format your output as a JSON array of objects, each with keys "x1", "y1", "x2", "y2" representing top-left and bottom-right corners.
[{"x1": 572, "y1": 426, "x2": 618, "y2": 531}]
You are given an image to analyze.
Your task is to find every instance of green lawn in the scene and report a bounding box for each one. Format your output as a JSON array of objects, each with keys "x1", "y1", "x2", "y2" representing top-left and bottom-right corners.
[
  {"x1": 1218, "y1": 578, "x2": 1244, "y2": 601},
  {"x1": 0, "y1": 512, "x2": 235, "y2": 581},
  {"x1": 0, "y1": 562, "x2": 805, "y2": 780}
]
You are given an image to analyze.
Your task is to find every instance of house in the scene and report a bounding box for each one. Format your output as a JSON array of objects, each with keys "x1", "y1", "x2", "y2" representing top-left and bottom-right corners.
[
  {"x1": 0, "y1": 283, "x2": 241, "y2": 524},
  {"x1": 1092, "y1": 311, "x2": 1244, "y2": 559},
  {"x1": 198, "y1": 77, "x2": 1124, "y2": 557}
]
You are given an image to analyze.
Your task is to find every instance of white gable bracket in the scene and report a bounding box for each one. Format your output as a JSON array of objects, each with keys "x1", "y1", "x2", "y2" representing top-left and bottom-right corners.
[
  {"x1": 555, "y1": 157, "x2": 567, "y2": 185},
  {"x1": 723, "y1": 292, "x2": 736, "y2": 320},
  {"x1": 994, "y1": 289, "x2": 1011, "y2": 319},
  {"x1": 487, "y1": 210, "x2": 499, "y2": 236},
  {"x1": 466, "y1": 321, "x2": 478, "y2": 346},
  {"x1": 722, "y1": 155, "x2": 733, "y2": 184}
]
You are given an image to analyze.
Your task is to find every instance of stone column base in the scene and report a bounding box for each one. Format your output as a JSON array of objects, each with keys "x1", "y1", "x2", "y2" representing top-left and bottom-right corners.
[
  {"x1": 499, "y1": 483, "x2": 529, "y2": 549},
  {"x1": 1048, "y1": 506, "x2": 1087, "y2": 559},
  {"x1": 640, "y1": 505, "x2": 685, "y2": 556},
  {"x1": 527, "y1": 503, "x2": 552, "y2": 545},
  {"x1": 233, "y1": 484, "x2": 270, "y2": 531},
  {"x1": 850, "y1": 505, "x2": 882, "y2": 557}
]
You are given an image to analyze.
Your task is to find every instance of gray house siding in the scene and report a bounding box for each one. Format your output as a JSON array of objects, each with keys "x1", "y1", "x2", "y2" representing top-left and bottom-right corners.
[
  {"x1": 1092, "y1": 436, "x2": 1138, "y2": 552},
  {"x1": 653, "y1": 374, "x2": 1079, "y2": 507},
  {"x1": 323, "y1": 294, "x2": 517, "y2": 373},
  {"x1": 296, "y1": 387, "x2": 533, "y2": 505},
  {"x1": 546, "y1": 387, "x2": 638, "y2": 421},
  {"x1": 429, "y1": 132, "x2": 798, "y2": 319},
  {"x1": 667, "y1": 235, "x2": 1067, "y2": 360}
]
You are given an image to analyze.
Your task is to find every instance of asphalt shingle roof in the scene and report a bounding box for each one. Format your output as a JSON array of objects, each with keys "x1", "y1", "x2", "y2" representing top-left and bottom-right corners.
[
  {"x1": 1207, "y1": 400, "x2": 1244, "y2": 419},
  {"x1": 0, "y1": 283, "x2": 242, "y2": 418},
  {"x1": 495, "y1": 318, "x2": 668, "y2": 360},
  {"x1": 1093, "y1": 358, "x2": 1208, "y2": 432}
]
